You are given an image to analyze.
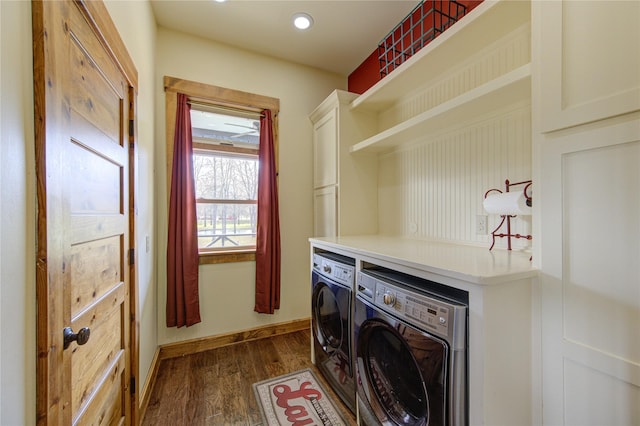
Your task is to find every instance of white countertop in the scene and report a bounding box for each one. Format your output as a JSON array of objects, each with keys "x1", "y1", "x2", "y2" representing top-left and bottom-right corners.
[{"x1": 309, "y1": 235, "x2": 537, "y2": 285}]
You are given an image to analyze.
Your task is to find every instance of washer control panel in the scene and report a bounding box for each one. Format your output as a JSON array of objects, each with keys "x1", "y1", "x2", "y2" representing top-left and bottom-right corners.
[
  {"x1": 313, "y1": 253, "x2": 355, "y2": 287},
  {"x1": 358, "y1": 270, "x2": 467, "y2": 349},
  {"x1": 374, "y1": 281, "x2": 452, "y2": 337}
]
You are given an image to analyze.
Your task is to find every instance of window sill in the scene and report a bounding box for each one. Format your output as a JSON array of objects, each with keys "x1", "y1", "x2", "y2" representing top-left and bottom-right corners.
[{"x1": 199, "y1": 250, "x2": 256, "y2": 265}]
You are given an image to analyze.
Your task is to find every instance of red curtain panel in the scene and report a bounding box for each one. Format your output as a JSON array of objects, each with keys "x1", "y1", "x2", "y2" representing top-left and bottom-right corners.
[
  {"x1": 166, "y1": 93, "x2": 202, "y2": 327},
  {"x1": 254, "y1": 109, "x2": 281, "y2": 314}
]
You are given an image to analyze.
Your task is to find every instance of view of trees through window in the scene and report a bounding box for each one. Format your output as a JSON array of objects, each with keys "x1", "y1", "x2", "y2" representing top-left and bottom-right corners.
[{"x1": 191, "y1": 108, "x2": 260, "y2": 250}]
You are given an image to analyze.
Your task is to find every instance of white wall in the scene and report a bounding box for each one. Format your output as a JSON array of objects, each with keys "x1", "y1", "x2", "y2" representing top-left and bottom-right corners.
[
  {"x1": 1, "y1": 0, "x2": 3, "y2": 415},
  {"x1": 155, "y1": 27, "x2": 345, "y2": 344},
  {"x1": 378, "y1": 103, "x2": 532, "y2": 249},
  {"x1": 104, "y1": 0, "x2": 158, "y2": 399},
  {"x1": 375, "y1": 19, "x2": 532, "y2": 250},
  {"x1": 1, "y1": 1, "x2": 3, "y2": 417},
  {"x1": 0, "y1": 1, "x2": 36, "y2": 424}
]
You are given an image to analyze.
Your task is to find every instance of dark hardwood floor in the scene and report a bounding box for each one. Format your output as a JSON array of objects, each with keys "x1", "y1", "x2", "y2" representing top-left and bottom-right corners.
[{"x1": 142, "y1": 329, "x2": 357, "y2": 425}]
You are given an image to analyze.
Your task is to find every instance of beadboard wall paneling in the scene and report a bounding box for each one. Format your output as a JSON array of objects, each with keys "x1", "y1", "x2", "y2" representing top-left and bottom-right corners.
[
  {"x1": 378, "y1": 104, "x2": 532, "y2": 250},
  {"x1": 380, "y1": 24, "x2": 531, "y2": 131}
]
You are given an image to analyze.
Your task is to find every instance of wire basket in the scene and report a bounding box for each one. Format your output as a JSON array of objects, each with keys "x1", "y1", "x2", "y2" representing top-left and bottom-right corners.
[{"x1": 378, "y1": 0, "x2": 467, "y2": 78}]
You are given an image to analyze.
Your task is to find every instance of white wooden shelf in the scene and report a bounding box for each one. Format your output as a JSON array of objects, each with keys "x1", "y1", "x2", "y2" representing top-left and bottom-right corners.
[
  {"x1": 350, "y1": 0, "x2": 531, "y2": 113},
  {"x1": 350, "y1": 64, "x2": 531, "y2": 154}
]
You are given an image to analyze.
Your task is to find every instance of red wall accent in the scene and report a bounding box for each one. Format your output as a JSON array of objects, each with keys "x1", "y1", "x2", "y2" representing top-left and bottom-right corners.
[
  {"x1": 347, "y1": 0, "x2": 483, "y2": 94},
  {"x1": 347, "y1": 50, "x2": 381, "y2": 95}
]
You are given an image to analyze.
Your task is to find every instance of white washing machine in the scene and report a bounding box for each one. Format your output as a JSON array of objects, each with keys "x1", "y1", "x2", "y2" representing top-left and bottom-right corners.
[{"x1": 355, "y1": 268, "x2": 468, "y2": 426}]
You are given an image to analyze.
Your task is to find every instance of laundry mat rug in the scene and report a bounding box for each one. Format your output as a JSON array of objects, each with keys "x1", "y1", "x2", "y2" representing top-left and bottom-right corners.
[{"x1": 253, "y1": 368, "x2": 349, "y2": 426}]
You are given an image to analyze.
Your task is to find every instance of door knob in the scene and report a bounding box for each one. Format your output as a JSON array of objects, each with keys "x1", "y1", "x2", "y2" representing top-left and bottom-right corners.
[{"x1": 63, "y1": 326, "x2": 91, "y2": 349}]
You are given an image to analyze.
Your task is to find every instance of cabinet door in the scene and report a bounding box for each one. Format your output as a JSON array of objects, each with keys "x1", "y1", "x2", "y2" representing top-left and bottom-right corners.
[
  {"x1": 313, "y1": 186, "x2": 337, "y2": 237},
  {"x1": 313, "y1": 108, "x2": 338, "y2": 188},
  {"x1": 540, "y1": 119, "x2": 640, "y2": 426},
  {"x1": 539, "y1": 1, "x2": 640, "y2": 132}
]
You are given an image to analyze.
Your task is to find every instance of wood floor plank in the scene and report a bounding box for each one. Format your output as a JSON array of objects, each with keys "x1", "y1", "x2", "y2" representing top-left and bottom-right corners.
[
  {"x1": 217, "y1": 372, "x2": 243, "y2": 424},
  {"x1": 216, "y1": 344, "x2": 239, "y2": 376},
  {"x1": 233, "y1": 344, "x2": 263, "y2": 425},
  {"x1": 256, "y1": 337, "x2": 288, "y2": 378},
  {"x1": 279, "y1": 332, "x2": 312, "y2": 372},
  {"x1": 141, "y1": 329, "x2": 356, "y2": 425},
  {"x1": 200, "y1": 369, "x2": 223, "y2": 424}
]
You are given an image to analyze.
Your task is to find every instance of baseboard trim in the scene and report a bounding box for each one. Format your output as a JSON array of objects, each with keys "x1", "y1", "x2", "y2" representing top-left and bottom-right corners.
[
  {"x1": 139, "y1": 347, "x2": 160, "y2": 422},
  {"x1": 158, "y1": 317, "x2": 311, "y2": 360}
]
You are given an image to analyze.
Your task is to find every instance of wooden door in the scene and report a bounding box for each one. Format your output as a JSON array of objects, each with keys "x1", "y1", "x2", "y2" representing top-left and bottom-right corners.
[{"x1": 33, "y1": 0, "x2": 138, "y2": 424}]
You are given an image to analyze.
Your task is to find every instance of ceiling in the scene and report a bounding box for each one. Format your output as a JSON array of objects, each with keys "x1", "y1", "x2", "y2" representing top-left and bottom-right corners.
[{"x1": 150, "y1": 0, "x2": 420, "y2": 76}]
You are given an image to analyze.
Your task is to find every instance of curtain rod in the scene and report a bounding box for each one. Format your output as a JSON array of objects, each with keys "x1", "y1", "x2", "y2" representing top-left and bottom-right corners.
[{"x1": 187, "y1": 100, "x2": 265, "y2": 119}]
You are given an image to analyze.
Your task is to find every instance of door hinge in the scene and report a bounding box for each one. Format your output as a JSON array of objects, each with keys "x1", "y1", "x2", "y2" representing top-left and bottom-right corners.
[
  {"x1": 128, "y1": 119, "x2": 134, "y2": 138},
  {"x1": 129, "y1": 248, "x2": 135, "y2": 265},
  {"x1": 130, "y1": 376, "x2": 136, "y2": 394}
]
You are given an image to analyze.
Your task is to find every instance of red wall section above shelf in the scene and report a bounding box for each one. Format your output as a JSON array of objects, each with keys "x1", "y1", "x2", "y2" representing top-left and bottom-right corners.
[{"x1": 348, "y1": 0, "x2": 484, "y2": 94}]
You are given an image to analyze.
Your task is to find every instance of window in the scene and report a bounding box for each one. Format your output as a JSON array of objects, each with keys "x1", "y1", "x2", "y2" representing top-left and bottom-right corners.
[
  {"x1": 164, "y1": 76, "x2": 280, "y2": 264},
  {"x1": 191, "y1": 108, "x2": 259, "y2": 252}
]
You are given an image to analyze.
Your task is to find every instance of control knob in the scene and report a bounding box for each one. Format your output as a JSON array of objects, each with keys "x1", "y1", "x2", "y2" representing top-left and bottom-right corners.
[
  {"x1": 382, "y1": 292, "x2": 396, "y2": 306},
  {"x1": 323, "y1": 264, "x2": 331, "y2": 274}
]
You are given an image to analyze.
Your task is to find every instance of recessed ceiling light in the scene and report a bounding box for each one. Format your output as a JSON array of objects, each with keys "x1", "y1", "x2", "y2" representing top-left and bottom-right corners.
[
  {"x1": 292, "y1": 13, "x2": 313, "y2": 30},
  {"x1": 214, "y1": 0, "x2": 227, "y2": 3}
]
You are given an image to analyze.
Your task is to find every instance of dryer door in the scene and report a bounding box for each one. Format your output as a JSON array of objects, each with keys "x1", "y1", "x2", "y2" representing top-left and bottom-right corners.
[
  {"x1": 312, "y1": 280, "x2": 346, "y2": 354},
  {"x1": 357, "y1": 317, "x2": 448, "y2": 426}
]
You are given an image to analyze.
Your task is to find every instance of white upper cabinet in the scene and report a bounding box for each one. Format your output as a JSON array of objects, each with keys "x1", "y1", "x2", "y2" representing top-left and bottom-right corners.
[
  {"x1": 309, "y1": 90, "x2": 378, "y2": 237},
  {"x1": 538, "y1": 1, "x2": 640, "y2": 132},
  {"x1": 350, "y1": 0, "x2": 532, "y2": 154},
  {"x1": 312, "y1": 107, "x2": 338, "y2": 189}
]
